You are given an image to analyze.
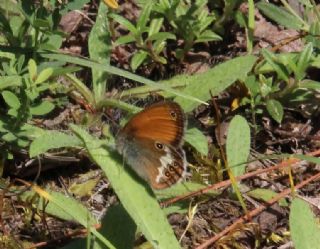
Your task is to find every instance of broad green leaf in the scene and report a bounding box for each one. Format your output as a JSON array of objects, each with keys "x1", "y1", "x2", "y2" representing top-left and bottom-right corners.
[
  {"x1": 266, "y1": 99, "x2": 283, "y2": 123},
  {"x1": 290, "y1": 198, "x2": 320, "y2": 249},
  {"x1": 96, "y1": 204, "x2": 136, "y2": 249},
  {"x1": 89, "y1": 2, "x2": 111, "y2": 103},
  {"x1": 185, "y1": 128, "x2": 208, "y2": 155},
  {"x1": 174, "y1": 55, "x2": 257, "y2": 112},
  {"x1": 2, "y1": 90, "x2": 21, "y2": 109},
  {"x1": 29, "y1": 131, "x2": 82, "y2": 157},
  {"x1": 30, "y1": 101, "x2": 55, "y2": 115},
  {"x1": 131, "y1": 50, "x2": 148, "y2": 71},
  {"x1": 71, "y1": 125, "x2": 181, "y2": 249},
  {"x1": 226, "y1": 115, "x2": 250, "y2": 177},
  {"x1": 35, "y1": 68, "x2": 53, "y2": 84},
  {"x1": 257, "y1": 2, "x2": 304, "y2": 30},
  {"x1": 247, "y1": 188, "x2": 288, "y2": 206}
]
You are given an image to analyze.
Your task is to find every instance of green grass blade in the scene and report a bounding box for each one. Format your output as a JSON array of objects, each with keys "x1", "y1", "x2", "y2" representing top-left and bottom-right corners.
[{"x1": 41, "y1": 52, "x2": 206, "y2": 105}]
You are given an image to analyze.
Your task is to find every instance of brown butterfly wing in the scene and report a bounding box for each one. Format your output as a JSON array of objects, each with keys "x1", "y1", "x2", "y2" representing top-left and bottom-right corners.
[
  {"x1": 124, "y1": 138, "x2": 187, "y2": 190},
  {"x1": 120, "y1": 102, "x2": 185, "y2": 147}
]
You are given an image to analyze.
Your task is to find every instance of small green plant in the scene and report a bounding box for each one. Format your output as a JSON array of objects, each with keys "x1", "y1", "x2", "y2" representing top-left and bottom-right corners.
[
  {"x1": 153, "y1": 0, "x2": 222, "y2": 59},
  {"x1": 242, "y1": 43, "x2": 318, "y2": 124},
  {"x1": 109, "y1": 2, "x2": 176, "y2": 70},
  {"x1": 109, "y1": 0, "x2": 225, "y2": 70},
  {"x1": 256, "y1": 0, "x2": 320, "y2": 48},
  {"x1": 0, "y1": 56, "x2": 58, "y2": 157}
]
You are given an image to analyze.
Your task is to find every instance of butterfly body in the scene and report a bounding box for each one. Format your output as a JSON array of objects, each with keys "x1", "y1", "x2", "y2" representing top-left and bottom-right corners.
[{"x1": 116, "y1": 102, "x2": 187, "y2": 189}]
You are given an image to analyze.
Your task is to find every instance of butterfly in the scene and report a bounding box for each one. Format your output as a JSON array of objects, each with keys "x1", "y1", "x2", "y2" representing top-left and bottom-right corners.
[{"x1": 116, "y1": 102, "x2": 187, "y2": 189}]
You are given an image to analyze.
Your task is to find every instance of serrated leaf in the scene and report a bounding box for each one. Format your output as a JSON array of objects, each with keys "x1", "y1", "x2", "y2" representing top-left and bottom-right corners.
[
  {"x1": 226, "y1": 115, "x2": 250, "y2": 177},
  {"x1": 29, "y1": 131, "x2": 82, "y2": 157},
  {"x1": 2, "y1": 90, "x2": 21, "y2": 109},
  {"x1": 185, "y1": 128, "x2": 208, "y2": 155},
  {"x1": 30, "y1": 101, "x2": 55, "y2": 115},
  {"x1": 290, "y1": 198, "x2": 320, "y2": 249},
  {"x1": 266, "y1": 99, "x2": 283, "y2": 123},
  {"x1": 174, "y1": 55, "x2": 257, "y2": 112},
  {"x1": 257, "y1": 1, "x2": 304, "y2": 30},
  {"x1": 71, "y1": 125, "x2": 181, "y2": 249}
]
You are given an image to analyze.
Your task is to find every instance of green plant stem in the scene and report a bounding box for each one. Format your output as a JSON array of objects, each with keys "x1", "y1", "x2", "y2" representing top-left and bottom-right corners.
[
  {"x1": 247, "y1": 0, "x2": 255, "y2": 54},
  {"x1": 66, "y1": 73, "x2": 95, "y2": 107}
]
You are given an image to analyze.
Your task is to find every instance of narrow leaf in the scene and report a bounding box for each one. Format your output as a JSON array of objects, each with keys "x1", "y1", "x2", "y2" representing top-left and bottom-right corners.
[
  {"x1": 296, "y1": 42, "x2": 313, "y2": 80},
  {"x1": 257, "y1": 1, "x2": 304, "y2": 30},
  {"x1": 89, "y1": 2, "x2": 111, "y2": 103}
]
